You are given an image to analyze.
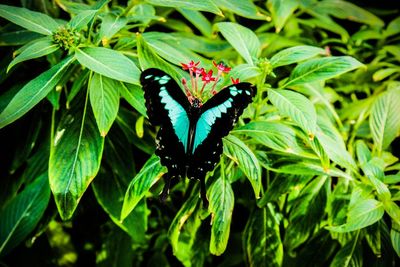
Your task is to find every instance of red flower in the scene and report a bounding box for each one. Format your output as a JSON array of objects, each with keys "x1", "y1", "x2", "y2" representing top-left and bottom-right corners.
[
  {"x1": 213, "y1": 61, "x2": 231, "y2": 73},
  {"x1": 230, "y1": 77, "x2": 240, "y2": 84},
  {"x1": 181, "y1": 60, "x2": 200, "y2": 71},
  {"x1": 201, "y1": 70, "x2": 216, "y2": 84},
  {"x1": 193, "y1": 67, "x2": 204, "y2": 75}
]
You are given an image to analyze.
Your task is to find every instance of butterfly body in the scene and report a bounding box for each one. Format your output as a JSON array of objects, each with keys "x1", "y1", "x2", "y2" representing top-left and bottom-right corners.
[{"x1": 140, "y1": 68, "x2": 255, "y2": 206}]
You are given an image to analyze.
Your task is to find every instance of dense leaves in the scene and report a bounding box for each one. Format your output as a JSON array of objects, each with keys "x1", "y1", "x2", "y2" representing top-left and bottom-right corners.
[{"x1": 0, "y1": 0, "x2": 399, "y2": 266}]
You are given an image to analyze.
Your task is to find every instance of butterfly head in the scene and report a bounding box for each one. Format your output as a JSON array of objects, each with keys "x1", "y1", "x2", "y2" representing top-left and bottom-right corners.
[{"x1": 190, "y1": 97, "x2": 203, "y2": 108}]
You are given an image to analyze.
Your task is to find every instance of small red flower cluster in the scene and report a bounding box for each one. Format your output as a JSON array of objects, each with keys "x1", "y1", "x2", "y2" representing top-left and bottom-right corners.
[{"x1": 180, "y1": 60, "x2": 239, "y2": 101}]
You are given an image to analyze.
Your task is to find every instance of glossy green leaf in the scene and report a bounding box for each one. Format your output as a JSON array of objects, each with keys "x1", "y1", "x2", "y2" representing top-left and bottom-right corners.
[
  {"x1": 217, "y1": 22, "x2": 260, "y2": 65},
  {"x1": 267, "y1": 0, "x2": 299, "y2": 32},
  {"x1": 7, "y1": 37, "x2": 59, "y2": 72},
  {"x1": 119, "y1": 82, "x2": 147, "y2": 117},
  {"x1": 369, "y1": 87, "x2": 400, "y2": 153},
  {"x1": 209, "y1": 177, "x2": 234, "y2": 256},
  {"x1": 143, "y1": 34, "x2": 207, "y2": 66},
  {"x1": 92, "y1": 169, "x2": 147, "y2": 244},
  {"x1": 75, "y1": 47, "x2": 140, "y2": 84},
  {"x1": 385, "y1": 16, "x2": 400, "y2": 37},
  {"x1": 384, "y1": 201, "x2": 400, "y2": 226},
  {"x1": 0, "y1": 30, "x2": 42, "y2": 46},
  {"x1": 233, "y1": 121, "x2": 317, "y2": 159},
  {"x1": 68, "y1": 9, "x2": 97, "y2": 31},
  {"x1": 0, "y1": 56, "x2": 74, "y2": 129},
  {"x1": 330, "y1": 234, "x2": 362, "y2": 267},
  {"x1": 223, "y1": 135, "x2": 261, "y2": 198},
  {"x1": 121, "y1": 155, "x2": 165, "y2": 220},
  {"x1": 97, "y1": 227, "x2": 135, "y2": 267},
  {"x1": 328, "y1": 199, "x2": 384, "y2": 233},
  {"x1": 316, "y1": 117, "x2": 357, "y2": 171},
  {"x1": 285, "y1": 56, "x2": 364, "y2": 87},
  {"x1": 391, "y1": 222, "x2": 400, "y2": 257},
  {"x1": 0, "y1": 4, "x2": 59, "y2": 35},
  {"x1": 284, "y1": 176, "x2": 328, "y2": 251},
  {"x1": 372, "y1": 68, "x2": 400, "y2": 82},
  {"x1": 89, "y1": 73, "x2": 120, "y2": 136},
  {"x1": 137, "y1": 34, "x2": 184, "y2": 84},
  {"x1": 49, "y1": 97, "x2": 104, "y2": 220},
  {"x1": 146, "y1": 0, "x2": 222, "y2": 16},
  {"x1": 243, "y1": 205, "x2": 283, "y2": 267},
  {"x1": 270, "y1": 45, "x2": 325, "y2": 68},
  {"x1": 269, "y1": 88, "x2": 317, "y2": 136},
  {"x1": 355, "y1": 140, "x2": 372, "y2": 166},
  {"x1": 216, "y1": 0, "x2": 267, "y2": 20},
  {"x1": 0, "y1": 173, "x2": 50, "y2": 256},
  {"x1": 315, "y1": 0, "x2": 384, "y2": 27},
  {"x1": 177, "y1": 8, "x2": 212, "y2": 37},
  {"x1": 97, "y1": 13, "x2": 127, "y2": 44},
  {"x1": 168, "y1": 189, "x2": 202, "y2": 265}
]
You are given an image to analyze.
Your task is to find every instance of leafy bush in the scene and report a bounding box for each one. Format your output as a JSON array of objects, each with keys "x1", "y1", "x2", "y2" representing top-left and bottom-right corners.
[{"x1": 0, "y1": 0, "x2": 399, "y2": 266}]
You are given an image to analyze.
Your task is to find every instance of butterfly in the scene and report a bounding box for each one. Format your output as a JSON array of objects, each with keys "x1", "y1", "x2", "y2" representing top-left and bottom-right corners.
[{"x1": 140, "y1": 68, "x2": 256, "y2": 207}]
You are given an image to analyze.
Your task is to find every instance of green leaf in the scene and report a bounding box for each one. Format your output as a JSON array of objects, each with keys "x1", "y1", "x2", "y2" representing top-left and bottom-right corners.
[
  {"x1": 75, "y1": 47, "x2": 140, "y2": 84},
  {"x1": 270, "y1": 45, "x2": 325, "y2": 68},
  {"x1": 229, "y1": 64, "x2": 261, "y2": 82},
  {"x1": 391, "y1": 222, "x2": 400, "y2": 257},
  {"x1": 355, "y1": 140, "x2": 372, "y2": 166},
  {"x1": 146, "y1": 0, "x2": 222, "y2": 16},
  {"x1": 330, "y1": 233, "x2": 362, "y2": 267},
  {"x1": 7, "y1": 37, "x2": 59, "y2": 72},
  {"x1": 372, "y1": 68, "x2": 400, "y2": 82},
  {"x1": 0, "y1": 56, "x2": 74, "y2": 129},
  {"x1": 285, "y1": 56, "x2": 364, "y2": 87},
  {"x1": 143, "y1": 33, "x2": 207, "y2": 66},
  {"x1": 49, "y1": 96, "x2": 104, "y2": 220},
  {"x1": 0, "y1": 173, "x2": 50, "y2": 256},
  {"x1": 315, "y1": 0, "x2": 384, "y2": 27},
  {"x1": 217, "y1": 22, "x2": 260, "y2": 65},
  {"x1": 89, "y1": 73, "x2": 120, "y2": 137},
  {"x1": 369, "y1": 87, "x2": 400, "y2": 153},
  {"x1": 384, "y1": 201, "x2": 400, "y2": 226},
  {"x1": 137, "y1": 34, "x2": 185, "y2": 83},
  {"x1": 328, "y1": 199, "x2": 384, "y2": 233},
  {"x1": 243, "y1": 205, "x2": 283, "y2": 267},
  {"x1": 121, "y1": 155, "x2": 165, "y2": 220},
  {"x1": 0, "y1": 4, "x2": 59, "y2": 35},
  {"x1": 316, "y1": 116, "x2": 357, "y2": 171},
  {"x1": 119, "y1": 82, "x2": 147, "y2": 117},
  {"x1": 385, "y1": 16, "x2": 400, "y2": 37},
  {"x1": 233, "y1": 121, "x2": 317, "y2": 159},
  {"x1": 177, "y1": 8, "x2": 212, "y2": 37},
  {"x1": 0, "y1": 30, "x2": 42, "y2": 46},
  {"x1": 97, "y1": 227, "x2": 135, "y2": 267},
  {"x1": 68, "y1": 9, "x2": 97, "y2": 31},
  {"x1": 223, "y1": 135, "x2": 261, "y2": 198},
  {"x1": 92, "y1": 169, "x2": 147, "y2": 244},
  {"x1": 269, "y1": 88, "x2": 317, "y2": 136},
  {"x1": 97, "y1": 14, "x2": 127, "y2": 44},
  {"x1": 209, "y1": 177, "x2": 234, "y2": 256},
  {"x1": 284, "y1": 176, "x2": 328, "y2": 251},
  {"x1": 216, "y1": 0, "x2": 267, "y2": 20},
  {"x1": 267, "y1": 0, "x2": 299, "y2": 32},
  {"x1": 168, "y1": 189, "x2": 202, "y2": 266}
]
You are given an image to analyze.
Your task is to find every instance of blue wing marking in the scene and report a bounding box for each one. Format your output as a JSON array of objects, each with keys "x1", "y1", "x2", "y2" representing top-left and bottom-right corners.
[
  {"x1": 192, "y1": 98, "x2": 234, "y2": 153},
  {"x1": 159, "y1": 86, "x2": 189, "y2": 152}
]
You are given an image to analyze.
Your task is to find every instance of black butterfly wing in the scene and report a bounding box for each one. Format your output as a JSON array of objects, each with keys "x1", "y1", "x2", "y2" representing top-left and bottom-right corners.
[
  {"x1": 187, "y1": 83, "x2": 256, "y2": 181},
  {"x1": 140, "y1": 68, "x2": 191, "y2": 179}
]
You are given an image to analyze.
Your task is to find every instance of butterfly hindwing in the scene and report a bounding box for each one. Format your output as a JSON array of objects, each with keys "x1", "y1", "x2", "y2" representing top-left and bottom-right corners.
[
  {"x1": 140, "y1": 68, "x2": 191, "y2": 152},
  {"x1": 187, "y1": 83, "x2": 256, "y2": 180}
]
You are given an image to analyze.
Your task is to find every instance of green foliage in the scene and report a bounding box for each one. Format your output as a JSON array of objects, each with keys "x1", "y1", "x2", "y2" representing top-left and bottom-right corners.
[{"x1": 0, "y1": 0, "x2": 399, "y2": 266}]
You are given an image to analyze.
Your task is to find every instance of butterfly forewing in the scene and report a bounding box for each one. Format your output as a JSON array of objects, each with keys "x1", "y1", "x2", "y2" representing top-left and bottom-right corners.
[
  {"x1": 187, "y1": 83, "x2": 256, "y2": 180},
  {"x1": 140, "y1": 68, "x2": 191, "y2": 152}
]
